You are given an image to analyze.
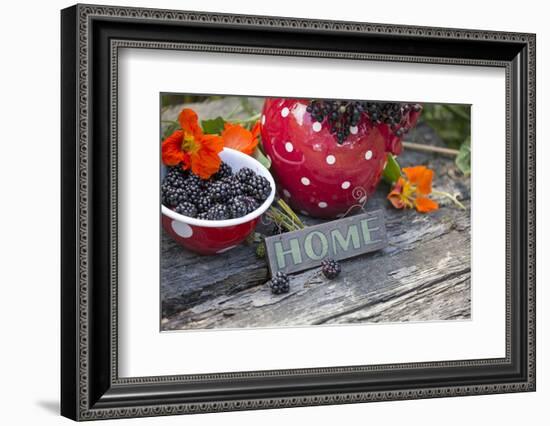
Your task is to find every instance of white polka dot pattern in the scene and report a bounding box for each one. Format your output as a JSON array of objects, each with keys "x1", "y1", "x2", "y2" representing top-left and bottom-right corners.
[
  {"x1": 312, "y1": 122, "x2": 322, "y2": 132},
  {"x1": 301, "y1": 177, "x2": 310, "y2": 186},
  {"x1": 326, "y1": 155, "x2": 336, "y2": 165},
  {"x1": 365, "y1": 150, "x2": 373, "y2": 160},
  {"x1": 285, "y1": 142, "x2": 293, "y2": 152},
  {"x1": 341, "y1": 181, "x2": 351, "y2": 189},
  {"x1": 172, "y1": 221, "x2": 193, "y2": 238},
  {"x1": 281, "y1": 107, "x2": 289, "y2": 117}
]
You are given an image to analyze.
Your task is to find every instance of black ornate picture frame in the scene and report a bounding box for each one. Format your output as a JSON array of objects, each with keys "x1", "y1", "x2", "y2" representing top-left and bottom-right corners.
[{"x1": 61, "y1": 3, "x2": 536, "y2": 421}]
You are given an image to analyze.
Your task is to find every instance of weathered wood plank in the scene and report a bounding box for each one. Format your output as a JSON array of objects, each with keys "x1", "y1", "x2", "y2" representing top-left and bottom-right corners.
[
  {"x1": 161, "y1": 199, "x2": 470, "y2": 330},
  {"x1": 164, "y1": 213, "x2": 470, "y2": 329}
]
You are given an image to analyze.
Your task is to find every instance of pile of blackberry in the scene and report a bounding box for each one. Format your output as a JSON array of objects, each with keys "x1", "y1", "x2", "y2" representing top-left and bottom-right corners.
[
  {"x1": 306, "y1": 100, "x2": 422, "y2": 144},
  {"x1": 161, "y1": 162, "x2": 271, "y2": 221}
]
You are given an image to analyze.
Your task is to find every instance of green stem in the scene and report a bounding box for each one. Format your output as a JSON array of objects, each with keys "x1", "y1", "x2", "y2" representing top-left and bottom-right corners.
[
  {"x1": 277, "y1": 199, "x2": 305, "y2": 229},
  {"x1": 224, "y1": 103, "x2": 242, "y2": 120},
  {"x1": 240, "y1": 98, "x2": 255, "y2": 116},
  {"x1": 227, "y1": 113, "x2": 261, "y2": 126},
  {"x1": 432, "y1": 190, "x2": 467, "y2": 210},
  {"x1": 267, "y1": 207, "x2": 302, "y2": 232}
]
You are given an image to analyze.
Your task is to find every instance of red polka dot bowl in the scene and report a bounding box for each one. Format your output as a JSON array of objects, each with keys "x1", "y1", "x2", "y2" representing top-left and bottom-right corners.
[
  {"x1": 260, "y1": 98, "x2": 420, "y2": 219},
  {"x1": 161, "y1": 148, "x2": 276, "y2": 255}
]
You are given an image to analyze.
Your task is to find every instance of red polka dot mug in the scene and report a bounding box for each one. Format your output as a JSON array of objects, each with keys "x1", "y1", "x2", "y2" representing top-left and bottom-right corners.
[{"x1": 260, "y1": 98, "x2": 420, "y2": 219}]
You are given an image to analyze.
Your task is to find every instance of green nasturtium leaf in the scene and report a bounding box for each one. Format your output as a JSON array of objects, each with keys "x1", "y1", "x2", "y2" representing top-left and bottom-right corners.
[
  {"x1": 382, "y1": 154, "x2": 402, "y2": 184},
  {"x1": 201, "y1": 117, "x2": 226, "y2": 135},
  {"x1": 455, "y1": 137, "x2": 471, "y2": 176},
  {"x1": 252, "y1": 146, "x2": 272, "y2": 169}
]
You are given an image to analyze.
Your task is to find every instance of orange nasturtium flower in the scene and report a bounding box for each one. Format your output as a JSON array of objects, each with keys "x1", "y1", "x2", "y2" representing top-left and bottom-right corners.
[
  {"x1": 161, "y1": 108, "x2": 224, "y2": 179},
  {"x1": 221, "y1": 121, "x2": 261, "y2": 155},
  {"x1": 387, "y1": 166, "x2": 439, "y2": 213}
]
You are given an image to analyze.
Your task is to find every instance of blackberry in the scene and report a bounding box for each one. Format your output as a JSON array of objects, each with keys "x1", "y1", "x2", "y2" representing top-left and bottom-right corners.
[
  {"x1": 161, "y1": 157, "x2": 271, "y2": 221},
  {"x1": 161, "y1": 167, "x2": 188, "y2": 206},
  {"x1": 175, "y1": 201, "x2": 198, "y2": 218},
  {"x1": 269, "y1": 272, "x2": 290, "y2": 295},
  {"x1": 236, "y1": 167, "x2": 255, "y2": 183},
  {"x1": 181, "y1": 174, "x2": 203, "y2": 204},
  {"x1": 245, "y1": 175, "x2": 271, "y2": 202},
  {"x1": 228, "y1": 198, "x2": 249, "y2": 218},
  {"x1": 321, "y1": 258, "x2": 341, "y2": 279},
  {"x1": 221, "y1": 175, "x2": 246, "y2": 198},
  {"x1": 164, "y1": 166, "x2": 187, "y2": 186},
  {"x1": 233, "y1": 195, "x2": 260, "y2": 214},
  {"x1": 307, "y1": 99, "x2": 422, "y2": 144},
  {"x1": 362, "y1": 101, "x2": 421, "y2": 136},
  {"x1": 208, "y1": 181, "x2": 232, "y2": 203},
  {"x1": 195, "y1": 196, "x2": 213, "y2": 213},
  {"x1": 199, "y1": 178, "x2": 215, "y2": 194},
  {"x1": 214, "y1": 161, "x2": 233, "y2": 180},
  {"x1": 162, "y1": 186, "x2": 186, "y2": 207},
  {"x1": 185, "y1": 188, "x2": 202, "y2": 204},
  {"x1": 184, "y1": 173, "x2": 202, "y2": 189},
  {"x1": 206, "y1": 204, "x2": 230, "y2": 221},
  {"x1": 308, "y1": 100, "x2": 364, "y2": 144}
]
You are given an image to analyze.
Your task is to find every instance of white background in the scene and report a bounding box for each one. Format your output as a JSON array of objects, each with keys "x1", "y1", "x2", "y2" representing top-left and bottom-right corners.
[
  {"x1": 119, "y1": 50, "x2": 505, "y2": 377},
  {"x1": 0, "y1": 0, "x2": 547, "y2": 425}
]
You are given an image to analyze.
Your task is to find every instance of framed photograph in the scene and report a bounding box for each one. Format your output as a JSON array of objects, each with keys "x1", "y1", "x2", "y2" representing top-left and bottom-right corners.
[{"x1": 61, "y1": 4, "x2": 536, "y2": 421}]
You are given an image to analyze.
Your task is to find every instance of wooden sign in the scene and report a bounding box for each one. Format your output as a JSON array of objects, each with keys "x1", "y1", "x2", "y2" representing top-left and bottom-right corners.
[{"x1": 264, "y1": 210, "x2": 387, "y2": 276}]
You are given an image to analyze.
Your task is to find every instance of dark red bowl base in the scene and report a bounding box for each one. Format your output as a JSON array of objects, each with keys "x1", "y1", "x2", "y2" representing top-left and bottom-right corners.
[{"x1": 162, "y1": 213, "x2": 260, "y2": 255}]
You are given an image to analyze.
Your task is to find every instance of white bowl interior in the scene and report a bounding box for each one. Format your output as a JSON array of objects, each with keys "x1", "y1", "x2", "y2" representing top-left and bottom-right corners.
[{"x1": 161, "y1": 148, "x2": 276, "y2": 228}]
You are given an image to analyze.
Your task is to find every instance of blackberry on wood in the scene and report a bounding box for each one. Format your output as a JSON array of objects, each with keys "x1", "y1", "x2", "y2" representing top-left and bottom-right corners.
[
  {"x1": 269, "y1": 272, "x2": 290, "y2": 295},
  {"x1": 321, "y1": 258, "x2": 341, "y2": 279}
]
